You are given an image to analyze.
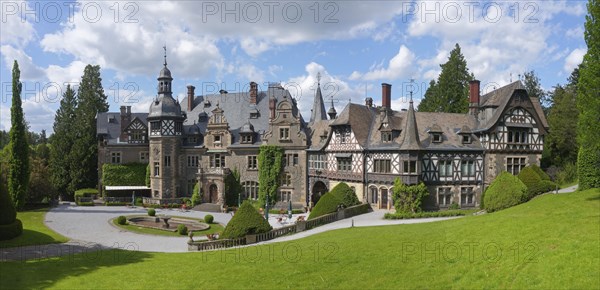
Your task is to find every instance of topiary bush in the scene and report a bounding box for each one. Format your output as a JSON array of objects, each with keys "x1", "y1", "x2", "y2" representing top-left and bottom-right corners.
[
  {"x1": 518, "y1": 166, "x2": 558, "y2": 199},
  {"x1": 177, "y1": 224, "x2": 188, "y2": 235},
  {"x1": 117, "y1": 216, "x2": 127, "y2": 225},
  {"x1": 191, "y1": 183, "x2": 202, "y2": 207},
  {"x1": 0, "y1": 183, "x2": 22, "y2": 240},
  {"x1": 147, "y1": 208, "x2": 156, "y2": 216},
  {"x1": 530, "y1": 164, "x2": 551, "y2": 181},
  {"x1": 308, "y1": 192, "x2": 341, "y2": 220},
  {"x1": 204, "y1": 214, "x2": 214, "y2": 224},
  {"x1": 329, "y1": 182, "x2": 360, "y2": 208},
  {"x1": 484, "y1": 171, "x2": 528, "y2": 213},
  {"x1": 221, "y1": 201, "x2": 272, "y2": 239}
]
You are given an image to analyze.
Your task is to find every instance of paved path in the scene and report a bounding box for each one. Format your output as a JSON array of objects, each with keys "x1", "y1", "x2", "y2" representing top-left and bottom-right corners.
[{"x1": 556, "y1": 184, "x2": 578, "y2": 193}]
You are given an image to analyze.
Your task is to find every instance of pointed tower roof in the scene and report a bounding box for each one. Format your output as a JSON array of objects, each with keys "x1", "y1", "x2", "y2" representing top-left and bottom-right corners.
[
  {"x1": 399, "y1": 94, "x2": 422, "y2": 150},
  {"x1": 309, "y1": 72, "x2": 327, "y2": 123}
]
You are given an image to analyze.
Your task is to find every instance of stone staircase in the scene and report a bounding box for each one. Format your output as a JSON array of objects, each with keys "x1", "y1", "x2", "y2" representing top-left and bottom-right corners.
[{"x1": 192, "y1": 203, "x2": 222, "y2": 213}]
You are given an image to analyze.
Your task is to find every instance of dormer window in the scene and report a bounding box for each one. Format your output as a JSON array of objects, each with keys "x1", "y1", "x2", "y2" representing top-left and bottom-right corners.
[
  {"x1": 241, "y1": 134, "x2": 253, "y2": 144},
  {"x1": 432, "y1": 133, "x2": 443, "y2": 143},
  {"x1": 250, "y1": 112, "x2": 259, "y2": 119},
  {"x1": 382, "y1": 132, "x2": 392, "y2": 143},
  {"x1": 462, "y1": 135, "x2": 471, "y2": 144},
  {"x1": 188, "y1": 136, "x2": 197, "y2": 144}
]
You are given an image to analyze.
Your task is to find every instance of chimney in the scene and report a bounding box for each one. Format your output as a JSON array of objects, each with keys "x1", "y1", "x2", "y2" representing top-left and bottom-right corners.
[
  {"x1": 119, "y1": 106, "x2": 131, "y2": 142},
  {"x1": 269, "y1": 95, "x2": 277, "y2": 120},
  {"x1": 187, "y1": 85, "x2": 195, "y2": 111},
  {"x1": 469, "y1": 80, "x2": 480, "y2": 116},
  {"x1": 365, "y1": 97, "x2": 373, "y2": 108},
  {"x1": 381, "y1": 83, "x2": 391, "y2": 109},
  {"x1": 250, "y1": 82, "x2": 258, "y2": 105}
]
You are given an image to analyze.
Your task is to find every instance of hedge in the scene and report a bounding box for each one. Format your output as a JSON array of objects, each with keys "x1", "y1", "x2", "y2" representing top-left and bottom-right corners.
[
  {"x1": 102, "y1": 163, "x2": 147, "y2": 187},
  {"x1": 483, "y1": 171, "x2": 528, "y2": 213},
  {"x1": 74, "y1": 188, "x2": 98, "y2": 200},
  {"x1": 384, "y1": 209, "x2": 476, "y2": 219},
  {"x1": 204, "y1": 214, "x2": 214, "y2": 224},
  {"x1": 329, "y1": 182, "x2": 360, "y2": 208},
  {"x1": 343, "y1": 203, "x2": 371, "y2": 217},
  {"x1": 308, "y1": 192, "x2": 341, "y2": 220},
  {"x1": 77, "y1": 202, "x2": 94, "y2": 206},
  {"x1": 578, "y1": 146, "x2": 600, "y2": 190},
  {"x1": 221, "y1": 201, "x2": 272, "y2": 239}
]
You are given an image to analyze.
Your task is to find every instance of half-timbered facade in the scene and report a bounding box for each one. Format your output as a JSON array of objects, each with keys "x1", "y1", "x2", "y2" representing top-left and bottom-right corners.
[{"x1": 307, "y1": 80, "x2": 548, "y2": 210}]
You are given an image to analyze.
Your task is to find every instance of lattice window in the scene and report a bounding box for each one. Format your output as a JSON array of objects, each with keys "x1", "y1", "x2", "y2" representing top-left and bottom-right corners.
[
  {"x1": 139, "y1": 152, "x2": 149, "y2": 163},
  {"x1": 279, "y1": 127, "x2": 290, "y2": 140},
  {"x1": 439, "y1": 159, "x2": 453, "y2": 177},
  {"x1": 382, "y1": 132, "x2": 392, "y2": 143},
  {"x1": 280, "y1": 173, "x2": 292, "y2": 187},
  {"x1": 337, "y1": 157, "x2": 352, "y2": 172},
  {"x1": 111, "y1": 152, "x2": 121, "y2": 164},
  {"x1": 309, "y1": 154, "x2": 326, "y2": 170},
  {"x1": 438, "y1": 187, "x2": 452, "y2": 206},
  {"x1": 506, "y1": 157, "x2": 526, "y2": 175},
  {"x1": 461, "y1": 187, "x2": 474, "y2": 205},
  {"x1": 161, "y1": 120, "x2": 175, "y2": 135},
  {"x1": 210, "y1": 154, "x2": 226, "y2": 168},
  {"x1": 164, "y1": 155, "x2": 171, "y2": 167},
  {"x1": 508, "y1": 128, "x2": 529, "y2": 144},
  {"x1": 154, "y1": 162, "x2": 160, "y2": 177},
  {"x1": 403, "y1": 160, "x2": 417, "y2": 174},
  {"x1": 461, "y1": 160, "x2": 475, "y2": 177},
  {"x1": 247, "y1": 156, "x2": 258, "y2": 170},
  {"x1": 243, "y1": 181, "x2": 259, "y2": 200},
  {"x1": 373, "y1": 159, "x2": 391, "y2": 173},
  {"x1": 187, "y1": 155, "x2": 199, "y2": 167},
  {"x1": 283, "y1": 154, "x2": 299, "y2": 166},
  {"x1": 279, "y1": 190, "x2": 292, "y2": 202}
]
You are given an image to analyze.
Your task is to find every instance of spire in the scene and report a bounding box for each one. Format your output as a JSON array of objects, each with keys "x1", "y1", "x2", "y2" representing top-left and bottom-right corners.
[
  {"x1": 163, "y1": 45, "x2": 167, "y2": 67},
  {"x1": 327, "y1": 98, "x2": 337, "y2": 119},
  {"x1": 400, "y1": 79, "x2": 422, "y2": 150},
  {"x1": 309, "y1": 72, "x2": 327, "y2": 123}
]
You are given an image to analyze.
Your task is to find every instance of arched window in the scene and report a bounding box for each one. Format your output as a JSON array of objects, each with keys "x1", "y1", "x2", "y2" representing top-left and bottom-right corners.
[{"x1": 242, "y1": 181, "x2": 259, "y2": 200}]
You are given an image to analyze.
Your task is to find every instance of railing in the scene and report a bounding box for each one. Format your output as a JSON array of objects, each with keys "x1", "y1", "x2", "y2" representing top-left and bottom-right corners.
[
  {"x1": 253, "y1": 225, "x2": 297, "y2": 243},
  {"x1": 188, "y1": 237, "x2": 246, "y2": 251},
  {"x1": 104, "y1": 197, "x2": 132, "y2": 202},
  {"x1": 188, "y1": 203, "x2": 372, "y2": 252},
  {"x1": 143, "y1": 197, "x2": 184, "y2": 205},
  {"x1": 305, "y1": 211, "x2": 338, "y2": 230}
]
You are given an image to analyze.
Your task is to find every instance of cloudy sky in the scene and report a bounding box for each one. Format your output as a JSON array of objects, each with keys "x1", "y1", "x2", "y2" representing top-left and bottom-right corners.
[{"x1": 0, "y1": 0, "x2": 588, "y2": 133}]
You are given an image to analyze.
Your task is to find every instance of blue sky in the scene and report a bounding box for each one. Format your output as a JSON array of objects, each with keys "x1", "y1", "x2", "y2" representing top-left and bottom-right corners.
[{"x1": 0, "y1": 0, "x2": 588, "y2": 133}]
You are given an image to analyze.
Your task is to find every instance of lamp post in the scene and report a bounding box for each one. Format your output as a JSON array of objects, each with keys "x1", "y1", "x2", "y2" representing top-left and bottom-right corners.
[
  {"x1": 265, "y1": 193, "x2": 269, "y2": 220},
  {"x1": 288, "y1": 199, "x2": 292, "y2": 219},
  {"x1": 238, "y1": 191, "x2": 241, "y2": 208}
]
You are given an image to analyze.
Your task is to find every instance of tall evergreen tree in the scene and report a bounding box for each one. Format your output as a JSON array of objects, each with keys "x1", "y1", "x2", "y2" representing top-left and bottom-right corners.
[
  {"x1": 418, "y1": 43, "x2": 473, "y2": 113},
  {"x1": 577, "y1": 0, "x2": 600, "y2": 190},
  {"x1": 8, "y1": 60, "x2": 30, "y2": 210},
  {"x1": 70, "y1": 65, "x2": 108, "y2": 193},
  {"x1": 523, "y1": 70, "x2": 550, "y2": 112},
  {"x1": 50, "y1": 85, "x2": 78, "y2": 199}
]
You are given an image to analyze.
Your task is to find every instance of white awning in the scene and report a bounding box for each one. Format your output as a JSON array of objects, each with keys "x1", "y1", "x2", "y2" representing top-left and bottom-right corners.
[{"x1": 105, "y1": 186, "x2": 151, "y2": 191}]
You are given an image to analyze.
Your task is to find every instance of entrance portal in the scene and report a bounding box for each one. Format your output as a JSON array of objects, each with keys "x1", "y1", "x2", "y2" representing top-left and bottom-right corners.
[
  {"x1": 311, "y1": 181, "x2": 328, "y2": 205},
  {"x1": 209, "y1": 184, "x2": 219, "y2": 203}
]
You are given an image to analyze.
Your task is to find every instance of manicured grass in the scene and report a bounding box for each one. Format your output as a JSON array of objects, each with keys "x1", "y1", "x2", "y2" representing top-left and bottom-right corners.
[
  {"x1": 0, "y1": 208, "x2": 68, "y2": 248},
  {"x1": 384, "y1": 208, "x2": 478, "y2": 219},
  {"x1": 112, "y1": 216, "x2": 224, "y2": 237},
  {"x1": 1, "y1": 189, "x2": 599, "y2": 289}
]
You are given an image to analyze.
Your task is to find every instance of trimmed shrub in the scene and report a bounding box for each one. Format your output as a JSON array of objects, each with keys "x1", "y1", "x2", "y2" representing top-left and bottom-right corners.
[
  {"x1": 518, "y1": 166, "x2": 558, "y2": 199},
  {"x1": 0, "y1": 219, "x2": 23, "y2": 240},
  {"x1": 329, "y1": 182, "x2": 360, "y2": 208},
  {"x1": 221, "y1": 201, "x2": 272, "y2": 239},
  {"x1": 577, "y1": 146, "x2": 600, "y2": 190},
  {"x1": 177, "y1": 224, "x2": 188, "y2": 235},
  {"x1": 77, "y1": 202, "x2": 94, "y2": 206},
  {"x1": 308, "y1": 192, "x2": 341, "y2": 220},
  {"x1": 191, "y1": 183, "x2": 201, "y2": 207},
  {"x1": 74, "y1": 188, "x2": 97, "y2": 200},
  {"x1": 530, "y1": 164, "x2": 551, "y2": 181},
  {"x1": 147, "y1": 209, "x2": 156, "y2": 216},
  {"x1": 484, "y1": 171, "x2": 528, "y2": 213},
  {"x1": 449, "y1": 202, "x2": 460, "y2": 210},
  {"x1": 117, "y1": 216, "x2": 127, "y2": 225},
  {"x1": 204, "y1": 214, "x2": 214, "y2": 224}
]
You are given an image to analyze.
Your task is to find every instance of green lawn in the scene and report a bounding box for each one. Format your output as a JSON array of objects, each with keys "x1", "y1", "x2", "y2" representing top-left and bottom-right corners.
[
  {"x1": 112, "y1": 216, "x2": 224, "y2": 237},
  {"x1": 1, "y1": 189, "x2": 599, "y2": 289},
  {"x1": 0, "y1": 208, "x2": 68, "y2": 248}
]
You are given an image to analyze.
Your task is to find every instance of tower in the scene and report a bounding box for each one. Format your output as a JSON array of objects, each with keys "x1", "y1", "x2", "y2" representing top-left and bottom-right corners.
[
  {"x1": 148, "y1": 46, "x2": 185, "y2": 199},
  {"x1": 309, "y1": 72, "x2": 327, "y2": 123}
]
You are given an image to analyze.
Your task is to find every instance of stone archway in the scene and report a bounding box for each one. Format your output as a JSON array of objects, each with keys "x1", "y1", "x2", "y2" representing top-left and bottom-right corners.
[
  {"x1": 311, "y1": 181, "x2": 328, "y2": 205},
  {"x1": 209, "y1": 184, "x2": 219, "y2": 204}
]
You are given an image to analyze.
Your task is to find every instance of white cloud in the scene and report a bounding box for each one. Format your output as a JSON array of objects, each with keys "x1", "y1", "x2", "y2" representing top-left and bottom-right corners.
[
  {"x1": 0, "y1": 1, "x2": 36, "y2": 47},
  {"x1": 352, "y1": 45, "x2": 417, "y2": 81},
  {"x1": 283, "y1": 62, "x2": 364, "y2": 121},
  {"x1": 564, "y1": 48, "x2": 586, "y2": 73},
  {"x1": 391, "y1": 97, "x2": 421, "y2": 112},
  {"x1": 1, "y1": 45, "x2": 46, "y2": 80},
  {"x1": 565, "y1": 26, "x2": 584, "y2": 39}
]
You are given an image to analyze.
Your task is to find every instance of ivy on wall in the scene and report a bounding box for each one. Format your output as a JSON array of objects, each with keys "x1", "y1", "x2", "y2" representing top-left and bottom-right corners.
[
  {"x1": 258, "y1": 145, "x2": 283, "y2": 207},
  {"x1": 102, "y1": 163, "x2": 147, "y2": 187}
]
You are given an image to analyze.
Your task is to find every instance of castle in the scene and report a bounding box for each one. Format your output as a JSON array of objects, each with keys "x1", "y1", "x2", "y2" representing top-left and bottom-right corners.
[{"x1": 97, "y1": 54, "x2": 548, "y2": 210}]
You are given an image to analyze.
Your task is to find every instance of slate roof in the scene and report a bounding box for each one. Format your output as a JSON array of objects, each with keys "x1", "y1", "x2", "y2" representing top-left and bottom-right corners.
[
  {"x1": 309, "y1": 85, "x2": 327, "y2": 124},
  {"x1": 181, "y1": 85, "x2": 305, "y2": 147},
  {"x1": 330, "y1": 103, "x2": 377, "y2": 147},
  {"x1": 96, "y1": 112, "x2": 149, "y2": 145}
]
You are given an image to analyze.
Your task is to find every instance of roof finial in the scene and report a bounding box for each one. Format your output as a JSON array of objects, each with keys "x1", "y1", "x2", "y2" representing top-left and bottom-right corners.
[
  {"x1": 317, "y1": 72, "x2": 321, "y2": 86},
  {"x1": 163, "y1": 45, "x2": 167, "y2": 67},
  {"x1": 409, "y1": 78, "x2": 415, "y2": 103}
]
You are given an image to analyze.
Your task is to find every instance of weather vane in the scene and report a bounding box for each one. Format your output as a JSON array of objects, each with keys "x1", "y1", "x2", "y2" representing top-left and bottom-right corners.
[
  {"x1": 317, "y1": 72, "x2": 321, "y2": 85},
  {"x1": 163, "y1": 45, "x2": 167, "y2": 66}
]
